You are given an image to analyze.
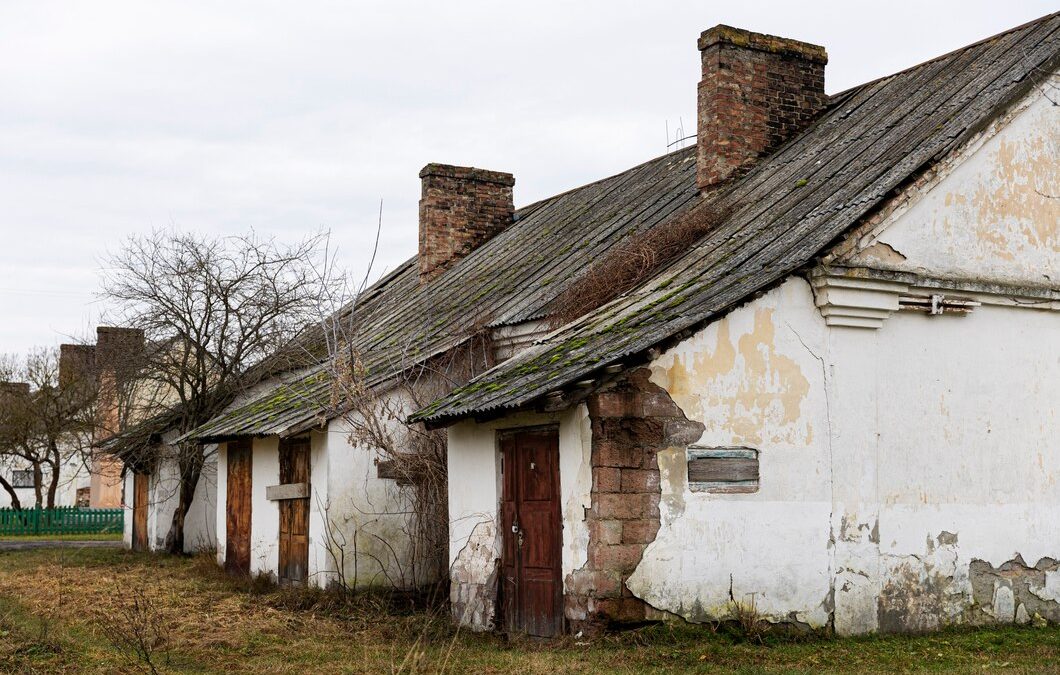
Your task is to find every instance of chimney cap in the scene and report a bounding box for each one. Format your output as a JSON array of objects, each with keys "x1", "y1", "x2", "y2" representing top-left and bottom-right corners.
[
  {"x1": 419, "y1": 163, "x2": 515, "y2": 187},
  {"x1": 698, "y1": 25, "x2": 827, "y2": 64}
]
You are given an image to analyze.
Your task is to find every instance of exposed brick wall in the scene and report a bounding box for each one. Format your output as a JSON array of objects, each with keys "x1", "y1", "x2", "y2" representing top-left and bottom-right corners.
[
  {"x1": 566, "y1": 368, "x2": 704, "y2": 631},
  {"x1": 418, "y1": 164, "x2": 515, "y2": 281},
  {"x1": 696, "y1": 25, "x2": 827, "y2": 191}
]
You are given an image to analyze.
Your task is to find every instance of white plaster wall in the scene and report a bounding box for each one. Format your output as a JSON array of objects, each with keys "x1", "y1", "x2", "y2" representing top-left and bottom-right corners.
[
  {"x1": 318, "y1": 414, "x2": 420, "y2": 589},
  {"x1": 183, "y1": 447, "x2": 217, "y2": 554},
  {"x1": 845, "y1": 89, "x2": 1059, "y2": 286},
  {"x1": 621, "y1": 279, "x2": 1059, "y2": 634},
  {"x1": 249, "y1": 436, "x2": 281, "y2": 577},
  {"x1": 871, "y1": 303, "x2": 1060, "y2": 631},
  {"x1": 213, "y1": 410, "x2": 421, "y2": 588},
  {"x1": 0, "y1": 487, "x2": 37, "y2": 510},
  {"x1": 446, "y1": 406, "x2": 592, "y2": 630},
  {"x1": 629, "y1": 277, "x2": 834, "y2": 628},
  {"x1": 0, "y1": 457, "x2": 88, "y2": 509},
  {"x1": 215, "y1": 442, "x2": 228, "y2": 566},
  {"x1": 122, "y1": 471, "x2": 133, "y2": 547}
]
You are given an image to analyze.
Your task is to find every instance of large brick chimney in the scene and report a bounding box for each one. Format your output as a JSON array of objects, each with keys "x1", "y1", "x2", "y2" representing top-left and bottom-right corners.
[
  {"x1": 418, "y1": 163, "x2": 515, "y2": 281},
  {"x1": 91, "y1": 326, "x2": 145, "y2": 509},
  {"x1": 696, "y1": 25, "x2": 828, "y2": 191}
]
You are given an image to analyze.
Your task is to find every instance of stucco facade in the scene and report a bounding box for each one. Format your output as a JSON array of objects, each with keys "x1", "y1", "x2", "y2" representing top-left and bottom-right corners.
[
  {"x1": 214, "y1": 406, "x2": 425, "y2": 589},
  {"x1": 121, "y1": 439, "x2": 218, "y2": 554},
  {"x1": 443, "y1": 83, "x2": 1060, "y2": 635}
]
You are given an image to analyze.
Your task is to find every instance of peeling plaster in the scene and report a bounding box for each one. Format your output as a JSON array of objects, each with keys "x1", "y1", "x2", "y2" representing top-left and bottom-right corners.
[
  {"x1": 843, "y1": 87, "x2": 1060, "y2": 285},
  {"x1": 654, "y1": 303, "x2": 813, "y2": 448},
  {"x1": 450, "y1": 519, "x2": 501, "y2": 631}
]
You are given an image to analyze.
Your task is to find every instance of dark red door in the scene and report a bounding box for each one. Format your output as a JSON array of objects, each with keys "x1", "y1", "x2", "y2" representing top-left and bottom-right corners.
[
  {"x1": 278, "y1": 437, "x2": 310, "y2": 586},
  {"x1": 132, "y1": 472, "x2": 149, "y2": 552},
  {"x1": 225, "y1": 439, "x2": 253, "y2": 575},
  {"x1": 500, "y1": 428, "x2": 562, "y2": 637}
]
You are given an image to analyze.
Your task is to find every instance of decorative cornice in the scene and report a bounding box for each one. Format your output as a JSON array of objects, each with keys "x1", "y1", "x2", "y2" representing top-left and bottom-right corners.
[{"x1": 810, "y1": 265, "x2": 1060, "y2": 329}]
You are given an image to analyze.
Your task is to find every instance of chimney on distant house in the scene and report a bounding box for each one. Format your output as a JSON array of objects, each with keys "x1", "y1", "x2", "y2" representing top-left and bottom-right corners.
[
  {"x1": 95, "y1": 326, "x2": 144, "y2": 373},
  {"x1": 696, "y1": 25, "x2": 828, "y2": 191},
  {"x1": 93, "y1": 326, "x2": 145, "y2": 437},
  {"x1": 418, "y1": 163, "x2": 515, "y2": 282},
  {"x1": 59, "y1": 343, "x2": 97, "y2": 389},
  {"x1": 0, "y1": 382, "x2": 30, "y2": 398}
]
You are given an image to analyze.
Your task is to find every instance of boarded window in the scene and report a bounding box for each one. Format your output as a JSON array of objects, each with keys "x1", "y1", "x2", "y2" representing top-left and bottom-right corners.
[{"x1": 687, "y1": 447, "x2": 759, "y2": 493}]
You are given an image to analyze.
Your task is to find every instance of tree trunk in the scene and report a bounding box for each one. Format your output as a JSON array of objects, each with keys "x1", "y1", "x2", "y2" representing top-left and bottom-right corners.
[
  {"x1": 164, "y1": 443, "x2": 204, "y2": 554},
  {"x1": 45, "y1": 462, "x2": 59, "y2": 509},
  {"x1": 0, "y1": 475, "x2": 22, "y2": 510},
  {"x1": 32, "y1": 463, "x2": 43, "y2": 508},
  {"x1": 46, "y1": 442, "x2": 61, "y2": 509}
]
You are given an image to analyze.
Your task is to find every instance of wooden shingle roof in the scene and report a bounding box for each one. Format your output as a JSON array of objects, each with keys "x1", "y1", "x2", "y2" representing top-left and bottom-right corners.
[
  {"x1": 412, "y1": 12, "x2": 1060, "y2": 427},
  {"x1": 185, "y1": 143, "x2": 702, "y2": 440}
]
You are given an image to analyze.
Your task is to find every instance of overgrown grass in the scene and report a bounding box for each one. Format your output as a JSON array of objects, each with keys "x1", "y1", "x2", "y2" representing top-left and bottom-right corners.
[
  {"x1": 0, "y1": 532, "x2": 123, "y2": 542},
  {"x1": 1, "y1": 547, "x2": 1059, "y2": 673}
]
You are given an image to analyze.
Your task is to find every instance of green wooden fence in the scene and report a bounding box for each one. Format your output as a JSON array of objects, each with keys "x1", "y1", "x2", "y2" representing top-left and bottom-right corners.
[{"x1": 0, "y1": 506, "x2": 124, "y2": 536}]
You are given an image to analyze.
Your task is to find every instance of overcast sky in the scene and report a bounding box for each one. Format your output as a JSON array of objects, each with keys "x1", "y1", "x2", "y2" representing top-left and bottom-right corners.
[{"x1": 0, "y1": 1, "x2": 1054, "y2": 355}]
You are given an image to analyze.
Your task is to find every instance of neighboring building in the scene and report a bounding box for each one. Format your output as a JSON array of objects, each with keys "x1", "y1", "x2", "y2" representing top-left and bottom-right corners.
[
  {"x1": 412, "y1": 15, "x2": 1060, "y2": 637},
  {"x1": 0, "y1": 467, "x2": 36, "y2": 509},
  {"x1": 103, "y1": 410, "x2": 218, "y2": 554}
]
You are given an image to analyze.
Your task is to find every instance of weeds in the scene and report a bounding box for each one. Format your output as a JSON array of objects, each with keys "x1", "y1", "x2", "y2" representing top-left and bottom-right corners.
[
  {"x1": 727, "y1": 592, "x2": 770, "y2": 644},
  {"x1": 98, "y1": 585, "x2": 171, "y2": 674},
  {"x1": 548, "y1": 200, "x2": 731, "y2": 328}
]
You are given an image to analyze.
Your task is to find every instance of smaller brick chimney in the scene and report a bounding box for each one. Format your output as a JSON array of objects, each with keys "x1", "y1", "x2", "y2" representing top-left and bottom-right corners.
[
  {"x1": 418, "y1": 164, "x2": 515, "y2": 281},
  {"x1": 59, "y1": 343, "x2": 97, "y2": 388},
  {"x1": 696, "y1": 25, "x2": 828, "y2": 191},
  {"x1": 0, "y1": 382, "x2": 30, "y2": 398}
]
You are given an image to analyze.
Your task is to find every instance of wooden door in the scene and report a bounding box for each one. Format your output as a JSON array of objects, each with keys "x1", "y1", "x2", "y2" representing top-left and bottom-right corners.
[
  {"x1": 225, "y1": 439, "x2": 253, "y2": 575},
  {"x1": 278, "y1": 437, "x2": 310, "y2": 586},
  {"x1": 132, "y1": 472, "x2": 149, "y2": 552},
  {"x1": 500, "y1": 428, "x2": 562, "y2": 637}
]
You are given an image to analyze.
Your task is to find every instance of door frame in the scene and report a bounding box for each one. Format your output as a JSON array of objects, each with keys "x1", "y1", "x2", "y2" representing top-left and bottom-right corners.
[
  {"x1": 131, "y1": 471, "x2": 149, "y2": 552},
  {"x1": 498, "y1": 425, "x2": 563, "y2": 636},
  {"x1": 225, "y1": 438, "x2": 253, "y2": 576},
  {"x1": 277, "y1": 436, "x2": 311, "y2": 587}
]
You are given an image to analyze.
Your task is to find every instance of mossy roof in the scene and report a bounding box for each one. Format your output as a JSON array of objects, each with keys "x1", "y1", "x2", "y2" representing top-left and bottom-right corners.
[
  {"x1": 184, "y1": 143, "x2": 702, "y2": 440},
  {"x1": 411, "y1": 12, "x2": 1060, "y2": 426}
]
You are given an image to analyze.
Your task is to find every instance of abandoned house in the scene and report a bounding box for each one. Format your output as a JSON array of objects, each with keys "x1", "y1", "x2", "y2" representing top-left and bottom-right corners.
[
  {"x1": 410, "y1": 15, "x2": 1060, "y2": 636},
  {"x1": 114, "y1": 12, "x2": 1057, "y2": 636}
]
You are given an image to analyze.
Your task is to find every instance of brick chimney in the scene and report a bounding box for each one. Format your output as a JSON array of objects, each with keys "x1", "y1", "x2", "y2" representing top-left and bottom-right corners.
[
  {"x1": 0, "y1": 382, "x2": 30, "y2": 398},
  {"x1": 59, "y1": 343, "x2": 97, "y2": 388},
  {"x1": 418, "y1": 164, "x2": 515, "y2": 281},
  {"x1": 95, "y1": 326, "x2": 144, "y2": 371},
  {"x1": 696, "y1": 25, "x2": 828, "y2": 191},
  {"x1": 92, "y1": 326, "x2": 144, "y2": 509}
]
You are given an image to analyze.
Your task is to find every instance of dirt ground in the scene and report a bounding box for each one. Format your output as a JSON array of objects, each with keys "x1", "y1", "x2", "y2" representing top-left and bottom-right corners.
[{"x1": 2, "y1": 546, "x2": 1060, "y2": 674}]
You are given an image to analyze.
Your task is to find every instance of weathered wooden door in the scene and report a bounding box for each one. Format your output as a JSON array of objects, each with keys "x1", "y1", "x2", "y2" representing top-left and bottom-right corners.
[
  {"x1": 500, "y1": 428, "x2": 563, "y2": 637},
  {"x1": 225, "y1": 439, "x2": 253, "y2": 575},
  {"x1": 132, "y1": 472, "x2": 149, "y2": 552},
  {"x1": 278, "y1": 437, "x2": 310, "y2": 586}
]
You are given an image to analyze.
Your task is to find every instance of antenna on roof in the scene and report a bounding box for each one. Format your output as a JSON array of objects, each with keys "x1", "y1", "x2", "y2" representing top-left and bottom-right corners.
[{"x1": 666, "y1": 116, "x2": 696, "y2": 151}]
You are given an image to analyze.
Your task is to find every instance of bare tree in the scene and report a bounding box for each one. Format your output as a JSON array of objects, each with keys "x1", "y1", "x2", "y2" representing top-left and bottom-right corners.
[
  {"x1": 102, "y1": 229, "x2": 333, "y2": 553},
  {"x1": 0, "y1": 349, "x2": 97, "y2": 509}
]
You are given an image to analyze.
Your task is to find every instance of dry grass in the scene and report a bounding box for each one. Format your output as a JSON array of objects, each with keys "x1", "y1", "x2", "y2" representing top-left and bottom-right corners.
[
  {"x1": 548, "y1": 201, "x2": 731, "y2": 329},
  {"x1": 2, "y1": 547, "x2": 1060, "y2": 673}
]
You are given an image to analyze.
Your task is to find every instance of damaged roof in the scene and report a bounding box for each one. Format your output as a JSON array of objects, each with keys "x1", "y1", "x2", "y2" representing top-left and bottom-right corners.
[
  {"x1": 185, "y1": 142, "x2": 703, "y2": 440},
  {"x1": 412, "y1": 12, "x2": 1060, "y2": 427}
]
